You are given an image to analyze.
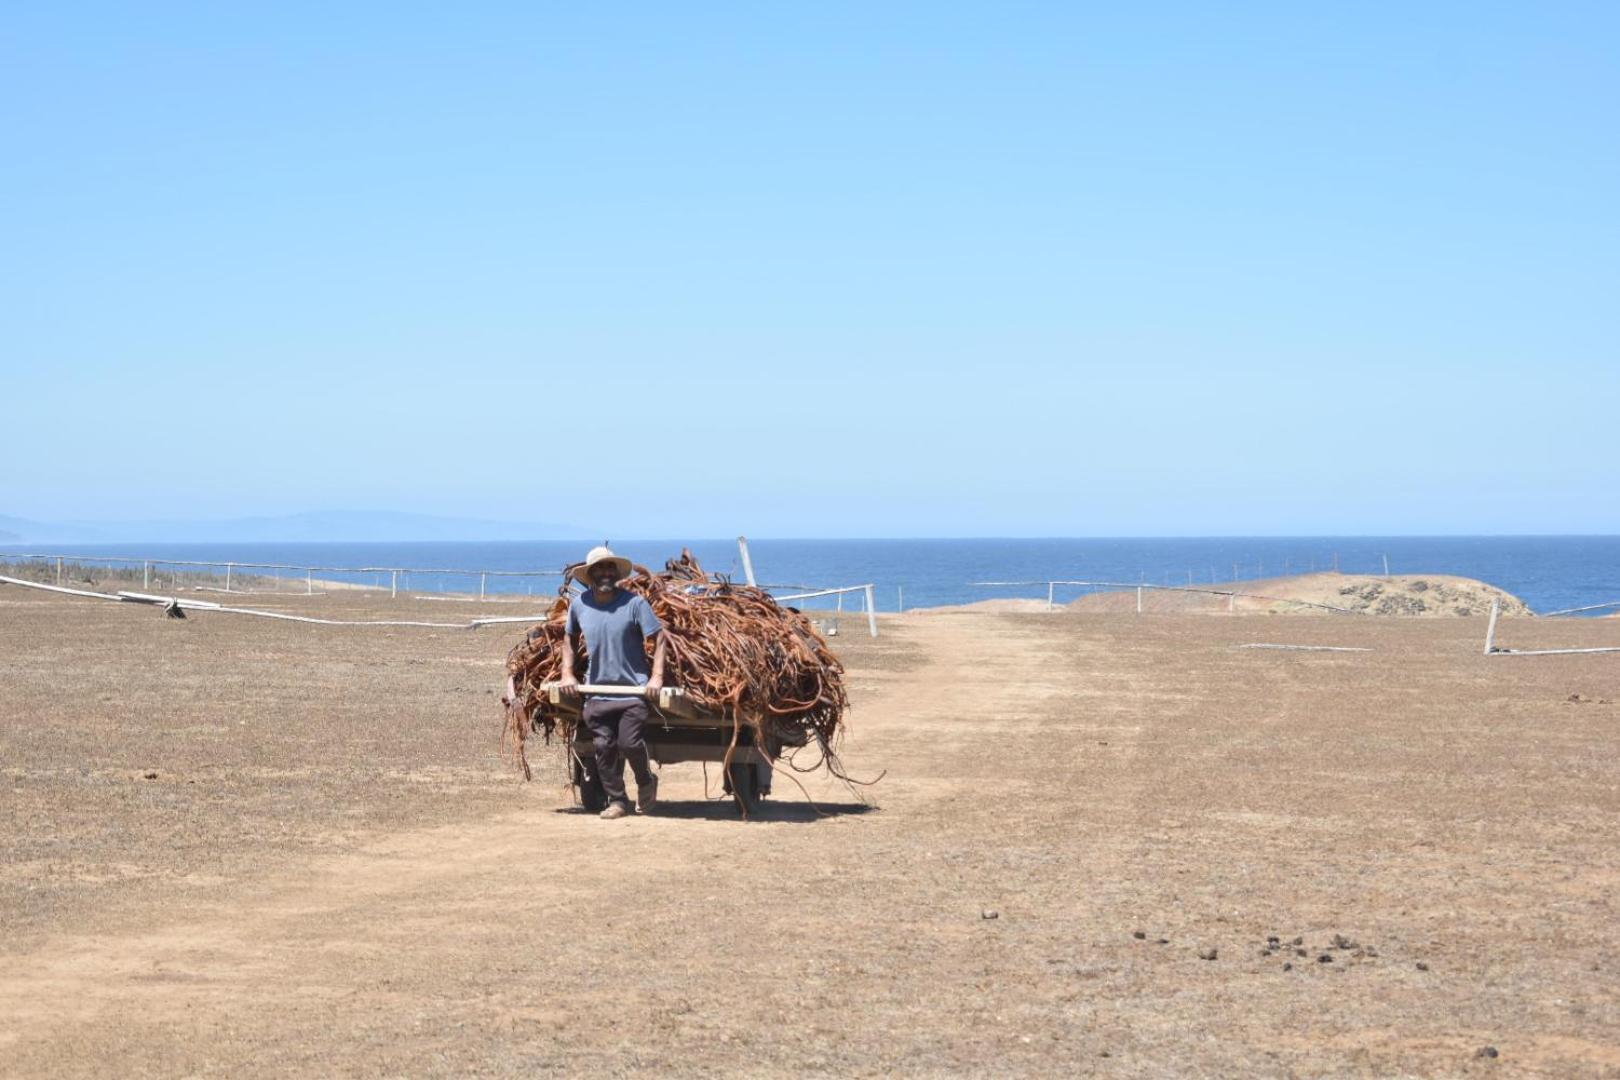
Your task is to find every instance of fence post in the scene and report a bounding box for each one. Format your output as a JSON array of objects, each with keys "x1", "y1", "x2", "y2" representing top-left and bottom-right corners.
[
  {"x1": 897, "y1": 585, "x2": 903, "y2": 613},
  {"x1": 56, "y1": 557, "x2": 63, "y2": 585},
  {"x1": 1484, "y1": 598, "x2": 1500, "y2": 655},
  {"x1": 864, "y1": 584, "x2": 878, "y2": 638},
  {"x1": 1047, "y1": 582, "x2": 1055, "y2": 611},
  {"x1": 307, "y1": 569, "x2": 313, "y2": 596},
  {"x1": 1383, "y1": 554, "x2": 1391, "y2": 578},
  {"x1": 225, "y1": 563, "x2": 233, "y2": 592},
  {"x1": 1137, "y1": 585, "x2": 1143, "y2": 614},
  {"x1": 480, "y1": 573, "x2": 487, "y2": 601},
  {"x1": 143, "y1": 561, "x2": 150, "y2": 589},
  {"x1": 836, "y1": 591, "x2": 843, "y2": 613},
  {"x1": 391, "y1": 570, "x2": 398, "y2": 599},
  {"x1": 737, "y1": 536, "x2": 757, "y2": 587}
]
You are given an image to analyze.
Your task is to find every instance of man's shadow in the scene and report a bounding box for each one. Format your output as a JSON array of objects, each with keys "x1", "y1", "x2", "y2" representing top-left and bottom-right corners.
[{"x1": 553, "y1": 799, "x2": 875, "y2": 823}]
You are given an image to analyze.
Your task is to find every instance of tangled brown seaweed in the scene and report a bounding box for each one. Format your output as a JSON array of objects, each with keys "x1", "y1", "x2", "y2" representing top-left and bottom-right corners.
[{"x1": 501, "y1": 551, "x2": 853, "y2": 800}]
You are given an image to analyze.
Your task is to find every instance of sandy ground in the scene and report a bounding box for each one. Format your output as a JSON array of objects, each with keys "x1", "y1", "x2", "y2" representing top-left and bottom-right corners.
[{"x1": 3, "y1": 586, "x2": 1620, "y2": 1077}]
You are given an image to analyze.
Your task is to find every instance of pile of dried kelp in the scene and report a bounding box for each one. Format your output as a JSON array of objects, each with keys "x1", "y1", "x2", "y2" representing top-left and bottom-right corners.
[{"x1": 502, "y1": 551, "x2": 849, "y2": 788}]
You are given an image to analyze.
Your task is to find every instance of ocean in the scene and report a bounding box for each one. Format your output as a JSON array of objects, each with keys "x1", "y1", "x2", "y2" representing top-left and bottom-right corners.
[{"x1": 5, "y1": 537, "x2": 1620, "y2": 616}]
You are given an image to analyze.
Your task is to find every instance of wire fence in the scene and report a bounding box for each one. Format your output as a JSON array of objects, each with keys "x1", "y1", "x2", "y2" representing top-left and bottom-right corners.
[
  {"x1": 0, "y1": 551, "x2": 883, "y2": 636},
  {"x1": 0, "y1": 551, "x2": 563, "y2": 600},
  {"x1": 7, "y1": 545, "x2": 1616, "y2": 645},
  {"x1": 971, "y1": 579, "x2": 1366, "y2": 615}
]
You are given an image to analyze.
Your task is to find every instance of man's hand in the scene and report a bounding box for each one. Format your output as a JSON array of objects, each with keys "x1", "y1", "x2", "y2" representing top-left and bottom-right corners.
[
  {"x1": 644, "y1": 675, "x2": 664, "y2": 700},
  {"x1": 556, "y1": 674, "x2": 581, "y2": 700}
]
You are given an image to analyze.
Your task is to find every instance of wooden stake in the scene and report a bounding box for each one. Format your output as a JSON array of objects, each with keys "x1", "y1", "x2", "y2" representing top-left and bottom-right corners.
[{"x1": 1484, "y1": 598, "x2": 1500, "y2": 655}]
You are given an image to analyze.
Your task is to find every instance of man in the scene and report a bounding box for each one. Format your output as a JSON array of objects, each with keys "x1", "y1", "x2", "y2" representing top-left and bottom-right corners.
[{"x1": 557, "y1": 546, "x2": 668, "y2": 820}]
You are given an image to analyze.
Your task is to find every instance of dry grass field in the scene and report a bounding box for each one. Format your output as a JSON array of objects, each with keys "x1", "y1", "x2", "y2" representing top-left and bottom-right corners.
[{"x1": 3, "y1": 585, "x2": 1619, "y2": 1076}]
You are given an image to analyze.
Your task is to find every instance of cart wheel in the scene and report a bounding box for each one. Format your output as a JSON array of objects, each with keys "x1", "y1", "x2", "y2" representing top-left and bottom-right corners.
[
  {"x1": 572, "y1": 754, "x2": 608, "y2": 813},
  {"x1": 727, "y1": 760, "x2": 763, "y2": 817}
]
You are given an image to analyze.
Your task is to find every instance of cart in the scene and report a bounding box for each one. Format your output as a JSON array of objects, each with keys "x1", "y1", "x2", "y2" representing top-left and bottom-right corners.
[{"x1": 538, "y1": 683, "x2": 774, "y2": 816}]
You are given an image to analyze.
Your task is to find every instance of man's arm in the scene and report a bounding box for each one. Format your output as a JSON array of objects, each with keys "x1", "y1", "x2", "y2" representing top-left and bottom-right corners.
[
  {"x1": 558, "y1": 630, "x2": 582, "y2": 697},
  {"x1": 645, "y1": 630, "x2": 668, "y2": 695}
]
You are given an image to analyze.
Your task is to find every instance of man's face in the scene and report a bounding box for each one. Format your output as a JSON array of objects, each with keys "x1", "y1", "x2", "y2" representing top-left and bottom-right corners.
[{"x1": 590, "y1": 561, "x2": 619, "y2": 594}]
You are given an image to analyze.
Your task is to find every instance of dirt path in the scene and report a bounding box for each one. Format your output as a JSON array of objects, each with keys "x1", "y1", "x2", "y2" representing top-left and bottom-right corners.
[
  {"x1": 1, "y1": 604, "x2": 1081, "y2": 1074},
  {"x1": 4, "y1": 595, "x2": 1620, "y2": 1076}
]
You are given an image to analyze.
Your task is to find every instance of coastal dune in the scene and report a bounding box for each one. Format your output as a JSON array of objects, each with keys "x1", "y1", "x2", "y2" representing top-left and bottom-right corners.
[{"x1": 1064, "y1": 572, "x2": 1533, "y2": 617}]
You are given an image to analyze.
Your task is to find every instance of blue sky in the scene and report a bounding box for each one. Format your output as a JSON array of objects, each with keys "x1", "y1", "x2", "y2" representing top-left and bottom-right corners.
[{"x1": 3, "y1": 3, "x2": 1616, "y2": 537}]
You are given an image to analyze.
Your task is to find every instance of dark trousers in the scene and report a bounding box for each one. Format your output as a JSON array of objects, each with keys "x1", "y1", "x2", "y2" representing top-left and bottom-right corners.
[{"x1": 583, "y1": 697, "x2": 654, "y2": 806}]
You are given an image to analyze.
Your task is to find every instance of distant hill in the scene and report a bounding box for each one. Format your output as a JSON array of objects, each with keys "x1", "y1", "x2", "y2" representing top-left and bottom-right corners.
[
  {"x1": 0, "y1": 510, "x2": 595, "y2": 545},
  {"x1": 0, "y1": 515, "x2": 67, "y2": 544}
]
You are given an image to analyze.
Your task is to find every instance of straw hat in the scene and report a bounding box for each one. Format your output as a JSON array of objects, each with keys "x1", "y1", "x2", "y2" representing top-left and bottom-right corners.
[{"x1": 570, "y1": 545, "x2": 632, "y2": 587}]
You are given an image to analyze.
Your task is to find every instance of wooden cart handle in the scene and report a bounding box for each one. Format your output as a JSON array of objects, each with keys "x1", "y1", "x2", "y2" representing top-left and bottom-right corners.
[{"x1": 542, "y1": 682, "x2": 686, "y2": 708}]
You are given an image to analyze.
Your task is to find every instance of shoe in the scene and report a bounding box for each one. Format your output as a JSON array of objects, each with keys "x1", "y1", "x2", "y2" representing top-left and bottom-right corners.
[
  {"x1": 599, "y1": 802, "x2": 631, "y2": 820},
  {"x1": 636, "y1": 774, "x2": 658, "y2": 813}
]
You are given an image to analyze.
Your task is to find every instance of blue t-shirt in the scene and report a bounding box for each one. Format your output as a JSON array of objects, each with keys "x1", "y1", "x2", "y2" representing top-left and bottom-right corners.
[{"x1": 565, "y1": 590, "x2": 663, "y2": 690}]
